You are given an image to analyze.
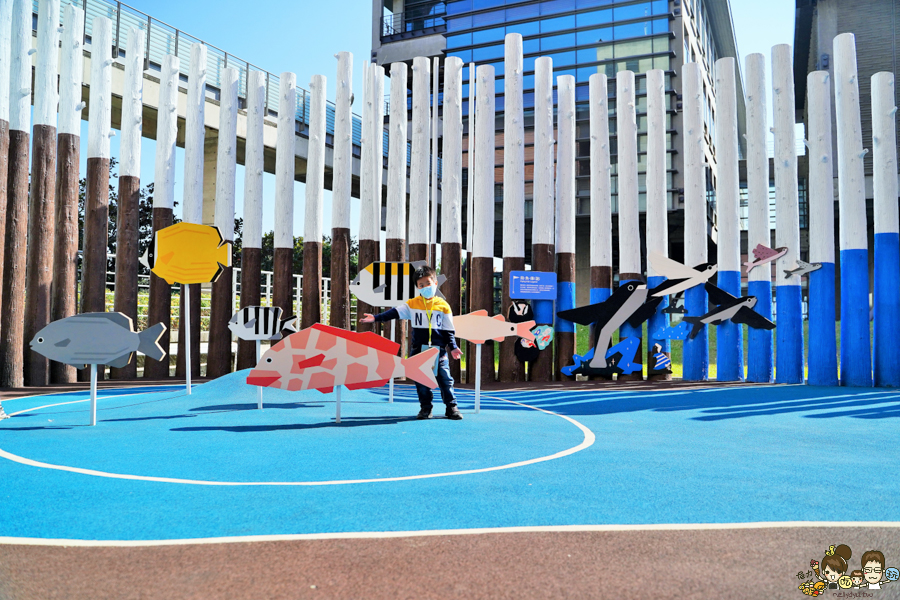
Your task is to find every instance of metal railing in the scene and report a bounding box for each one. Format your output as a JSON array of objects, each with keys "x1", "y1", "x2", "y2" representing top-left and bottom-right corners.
[
  {"x1": 77, "y1": 253, "x2": 352, "y2": 334},
  {"x1": 381, "y1": 10, "x2": 446, "y2": 39}
]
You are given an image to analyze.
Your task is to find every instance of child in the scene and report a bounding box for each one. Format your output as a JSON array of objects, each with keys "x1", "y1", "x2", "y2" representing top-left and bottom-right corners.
[
  {"x1": 360, "y1": 265, "x2": 463, "y2": 420},
  {"x1": 816, "y1": 544, "x2": 852, "y2": 590},
  {"x1": 850, "y1": 570, "x2": 864, "y2": 588}
]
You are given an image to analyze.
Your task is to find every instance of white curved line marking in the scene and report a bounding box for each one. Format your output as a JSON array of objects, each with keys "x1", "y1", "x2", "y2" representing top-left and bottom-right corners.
[
  {"x1": 2, "y1": 521, "x2": 900, "y2": 547},
  {"x1": 0, "y1": 394, "x2": 595, "y2": 486},
  {"x1": 7, "y1": 389, "x2": 184, "y2": 416}
]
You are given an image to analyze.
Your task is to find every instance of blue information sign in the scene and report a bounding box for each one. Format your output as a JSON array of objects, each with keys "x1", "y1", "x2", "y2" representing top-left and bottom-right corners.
[{"x1": 510, "y1": 271, "x2": 557, "y2": 300}]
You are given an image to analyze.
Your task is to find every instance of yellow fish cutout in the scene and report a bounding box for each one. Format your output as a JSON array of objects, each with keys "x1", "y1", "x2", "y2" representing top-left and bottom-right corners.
[{"x1": 143, "y1": 223, "x2": 232, "y2": 285}]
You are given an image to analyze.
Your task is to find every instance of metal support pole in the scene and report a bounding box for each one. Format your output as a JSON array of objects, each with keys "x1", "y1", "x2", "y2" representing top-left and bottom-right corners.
[
  {"x1": 90, "y1": 364, "x2": 98, "y2": 426},
  {"x1": 475, "y1": 344, "x2": 482, "y2": 413},
  {"x1": 335, "y1": 385, "x2": 341, "y2": 424},
  {"x1": 185, "y1": 283, "x2": 192, "y2": 395}
]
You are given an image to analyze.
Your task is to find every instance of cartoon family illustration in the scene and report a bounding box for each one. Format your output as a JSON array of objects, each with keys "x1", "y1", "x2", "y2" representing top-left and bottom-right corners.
[{"x1": 799, "y1": 545, "x2": 899, "y2": 596}]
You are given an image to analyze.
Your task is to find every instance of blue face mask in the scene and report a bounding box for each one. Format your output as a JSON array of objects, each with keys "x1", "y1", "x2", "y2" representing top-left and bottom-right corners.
[{"x1": 419, "y1": 284, "x2": 437, "y2": 299}]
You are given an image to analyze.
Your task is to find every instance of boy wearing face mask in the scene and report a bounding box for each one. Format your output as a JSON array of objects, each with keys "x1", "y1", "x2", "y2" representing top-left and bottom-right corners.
[{"x1": 360, "y1": 266, "x2": 463, "y2": 420}]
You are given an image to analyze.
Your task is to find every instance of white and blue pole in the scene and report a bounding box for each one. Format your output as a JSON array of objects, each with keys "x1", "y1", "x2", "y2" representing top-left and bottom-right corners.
[
  {"x1": 745, "y1": 54, "x2": 774, "y2": 383},
  {"x1": 772, "y1": 44, "x2": 804, "y2": 384},
  {"x1": 834, "y1": 33, "x2": 872, "y2": 387},
  {"x1": 872, "y1": 71, "x2": 900, "y2": 387},
  {"x1": 645, "y1": 69, "x2": 670, "y2": 375},
  {"x1": 714, "y1": 58, "x2": 743, "y2": 381},
  {"x1": 589, "y1": 73, "x2": 613, "y2": 308},
  {"x1": 806, "y1": 71, "x2": 838, "y2": 386},
  {"x1": 683, "y1": 62, "x2": 708, "y2": 381}
]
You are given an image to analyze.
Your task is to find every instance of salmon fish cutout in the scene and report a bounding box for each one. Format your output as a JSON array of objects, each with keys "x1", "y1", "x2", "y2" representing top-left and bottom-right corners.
[
  {"x1": 140, "y1": 222, "x2": 232, "y2": 285},
  {"x1": 453, "y1": 310, "x2": 536, "y2": 345},
  {"x1": 743, "y1": 244, "x2": 788, "y2": 274},
  {"x1": 246, "y1": 323, "x2": 439, "y2": 393}
]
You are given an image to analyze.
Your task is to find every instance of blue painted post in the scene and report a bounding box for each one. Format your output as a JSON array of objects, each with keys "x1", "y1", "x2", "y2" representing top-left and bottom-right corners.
[
  {"x1": 645, "y1": 69, "x2": 670, "y2": 379},
  {"x1": 589, "y1": 73, "x2": 613, "y2": 348},
  {"x1": 834, "y1": 33, "x2": 872, "y2": 387},
  {"x1": 616, "y1": 70, "x2": 643, "y2": 380},
  {"x1": 683, "y1": 62, "x2": 708, "y2": 381},
  {"x1": 772, "y1": 44, "x2": 804, "y2": 384},
  {"x1": 806, "y1": 71, "x2": 838, "y2": 386},
  {"x1": 714, "y1": 58, "x2": 744, "y2": 381},
  {"x1": 872, "y1": 71, "x2": 900, "y2": 387},
  {"x1": 745, "y1": 54, "x2": 774, "y2": 383}
]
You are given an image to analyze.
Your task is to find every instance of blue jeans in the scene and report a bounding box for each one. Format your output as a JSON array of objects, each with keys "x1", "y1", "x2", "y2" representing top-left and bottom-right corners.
[{"x1": 413, "y1": 349, "x2": 457, "y2": 411}]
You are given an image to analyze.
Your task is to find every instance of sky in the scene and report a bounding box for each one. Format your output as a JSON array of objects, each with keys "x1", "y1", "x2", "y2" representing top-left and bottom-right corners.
[{"x1": 81, "y1": 0, "x2": 795, "y2": 248}]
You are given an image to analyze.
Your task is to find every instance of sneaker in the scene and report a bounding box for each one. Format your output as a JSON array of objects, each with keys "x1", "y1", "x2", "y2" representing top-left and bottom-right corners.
[
  {"x1": 416, "y1": 409, "x2": 432, "y2": 420},
  {"x1": 445, "y1": 406, "x2": 463, "y2": 420}
]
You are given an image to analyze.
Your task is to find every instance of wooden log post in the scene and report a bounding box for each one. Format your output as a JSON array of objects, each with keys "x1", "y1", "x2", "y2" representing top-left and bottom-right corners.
[
  {"x1": 357, "y1": 63, "x2": 383, "y2": 335},
  {"x1": 745, "y1": 53, "x2": 774, "y2": 383},
  {"x1": 409, "y1": 56, "x2": 430, "y2": 264},
  {"x1": 499, "y1": 34, "x2": 525, "y2": 383},
  {"x1": 386, "y1": 62, "x2": 408, "y2": 348},
  {"x1": 111, "y1": 27, "x2": 145, "y2": 380},
  {"x1": 50, "y1": 3, "x2": 84, "y2": 384},
  {"x1": 442, "y1": 56, "x2": 464, "y2": 383},
  {"x1": 616, "y1": 70, "x2": 642, "y2": 381},
  {"x1": 206, "y1": 66, "x2": 238, "y2": 378},
  {"x1": 0, "y1": 0, "x2": 29, "y2": 388},
  {"x1": 274, "y1": 72, "x2": 297, "y2": 324},
  {"x1": 556, "y1": 74, "x2": 577, "y2": 381},
  {"x1": 430, "y1": 56, "x2": 440, "y2": 266},
  {"x1": 588, "y1": 73, "x2": 613, "y2": 380},
  {"x1": 0, "y1": 0, "x2": 12, "y2": 355},
  {"x1": 144, "y1": 54, "x2": 179, "y2": 379},
  {"x1": 530, "y1": 57, "x2": 555, "y2": 382},
  {"x1": 330, "y1": 52, "x2": 353, "y2": 331},
  {"x1": 806, "y1": 70, "x2": 838, "y2": 386},
  {"x1": 472, "y1": 64, "x2": 496, "y2": 386},
  {"x1": 772, "y1": 44, "x2": 804, "y2": 385},
  {"x1": 713, "y1": 58, "x2": 743, "y2": 382},
  {"x1": 645, "y1": 69, "x2": 670, "y2": 381},
  {"x1": 176, "y1": 43, "x2": 206, "y2": 381},
  {"x1": 237, "y1": 71, "x2": 266, "y2": 370},
  {"x1": 78, "y1": 16, "x2": 114, "y2": 382},
  {"x1": 872, "y1": 71, "x2": 899, "y2": 387},
  {"x1": 303, "y1": 74, "x2": 325, "y2": 328},
  {"x1": 465, "y1": 61, "x2": 476, "y2": 381},
  {"x1": 24, "y1": 0, "x2": 61, "y2": 386},
  {"x1": 834, "y1": 34, "x2": 871, "y2": 387},
  {"x1": 682, "y1": 62, "x2": 709, "y2": 381}
]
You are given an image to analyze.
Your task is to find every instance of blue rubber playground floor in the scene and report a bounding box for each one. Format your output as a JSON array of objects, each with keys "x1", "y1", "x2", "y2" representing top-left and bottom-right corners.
[{"x1": 1, "y1": 372, "x2": 899, "y2": 541}]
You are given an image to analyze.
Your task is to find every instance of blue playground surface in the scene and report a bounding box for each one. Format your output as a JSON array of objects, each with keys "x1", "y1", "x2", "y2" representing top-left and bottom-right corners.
[{"x1": 1, "y1": 372, "x2": 899, "y2": 541}]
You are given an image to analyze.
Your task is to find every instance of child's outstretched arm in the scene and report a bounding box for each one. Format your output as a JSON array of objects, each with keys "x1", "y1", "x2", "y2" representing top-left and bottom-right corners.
[{"x1": 360, "y1": 308, "x2": 400, "y2": 324}]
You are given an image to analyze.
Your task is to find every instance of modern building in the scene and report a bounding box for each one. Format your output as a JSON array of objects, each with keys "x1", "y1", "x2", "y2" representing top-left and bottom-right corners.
[
  {"x1": 372, "y1": 0, "x2": 746, "y2": 304},
  {"x1": 794, "y1": 0, "x2": 900, "y2": 266}
]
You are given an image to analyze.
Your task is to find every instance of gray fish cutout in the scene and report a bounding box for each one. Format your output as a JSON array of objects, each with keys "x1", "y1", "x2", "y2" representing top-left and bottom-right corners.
[
  {"x1": 784, "y1": 259, "x2": 823, "y2": 280},
  {"x1": 228, "y1": 306, "x2": 299, "y2": 341},
  {"x1": 30, "y1": 312, "x2": 167, "y2": 369}
]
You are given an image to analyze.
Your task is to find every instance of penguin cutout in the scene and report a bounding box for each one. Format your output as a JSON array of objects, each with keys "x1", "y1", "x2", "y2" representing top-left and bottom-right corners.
[{"x1": 508, "y1": 300, "x2": 540, "y2": 363}]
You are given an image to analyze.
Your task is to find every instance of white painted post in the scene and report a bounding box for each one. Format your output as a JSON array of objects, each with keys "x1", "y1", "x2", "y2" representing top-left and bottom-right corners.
[
  {"x1": 275, "y1": 72, "x2": 297, "y2": 314},
  {"x1": 90, "y1": 364, "x2": 98, "y2": 426},
  {"x1": 215, "y1": 67, "x2": 238, "y2": 243},
  {"x1": 182, "y1": 43, "x2": 207, "y2": 225},
  {"x1": 713, "y1": 58, "x2": 743, "y2": 382},
  {"x1": 616, "y1": 71, "x2": 640, "y2": 279},
  {"x1": 589, "y1": 73, "x2": 613, "y2": 308},
  {"x1": 682, "y1": 62, "x2": 708, "y2": 381},
  {"x1": 834, "y1": 34, "x2": 872, "y2": 387},
  {"x1": 304, "y1": 73, "x2": 326, "y2": 326},
  {"x1": 154, "y1": 55, "x2": 180, "y2": 215},
  {"x1": 58, "y1": 4, "x2": 84, "y2": 137},
  {"x1": 806, "y1": 70, "x2": 838, "y2": 386},
  {"x1": 473, "y1": 65, "x2": 495, "y2": 262},
  {"x1": 361, "y1": 63, "x2": 373, "y2": 246},
  {"x1": 33, "y1": 0, "x2": 60, "y2": 129},
  {"x1": 371, "y1": 65, "x2": 385, "y2": 234},
  {"x1": 443, "y1": 57, "x2": 463, "y2": 248},
  {"x1": 333, "y1": 55, "x2": 353, "y2": 226},
  {"x1": 772, "y1": 44, "x2": 803, "y2": 384},
  {"x1": 0, "y1": 0, "x2": 11, "y2": 130},
  {"x1": 119, "y1": 27, "x2": 144, "y2": 182},
  {"x1": 244, "y1": 71, "x2": 265, "y2": 253},
  {"x1": 86, "y1": 18, "x2": 112, "y2": 164},
  {"x1": 409, "y1": 57, "x2": 430, "y2": 259},
  {"x1": 387, "y1": 63, "x2": 408, "y2": 248},
  {"x1": 556, "y1": 74, "x2": 577, "y2": 379},
  {"x1": 431, "y1": 56, "x2": 440, "y2": 261},
  {"x1": 645, "y1": 69, "x2": 669, "y2": 378},
  {"x1": 466, "y1": 62, "x2": 476, "y2": 254},
  {"x1": 872, "y1": 71, "x2": 900, "y2": 387},
  {"x1": 503, "y1": 35, "x2": 524, "y2": 265},
  {"x1": 745, "y1": 53, "x2": 773, "y2": 383},
  {"x1": 335, "y1": 385, "x2": 342, "y2": 423}
]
